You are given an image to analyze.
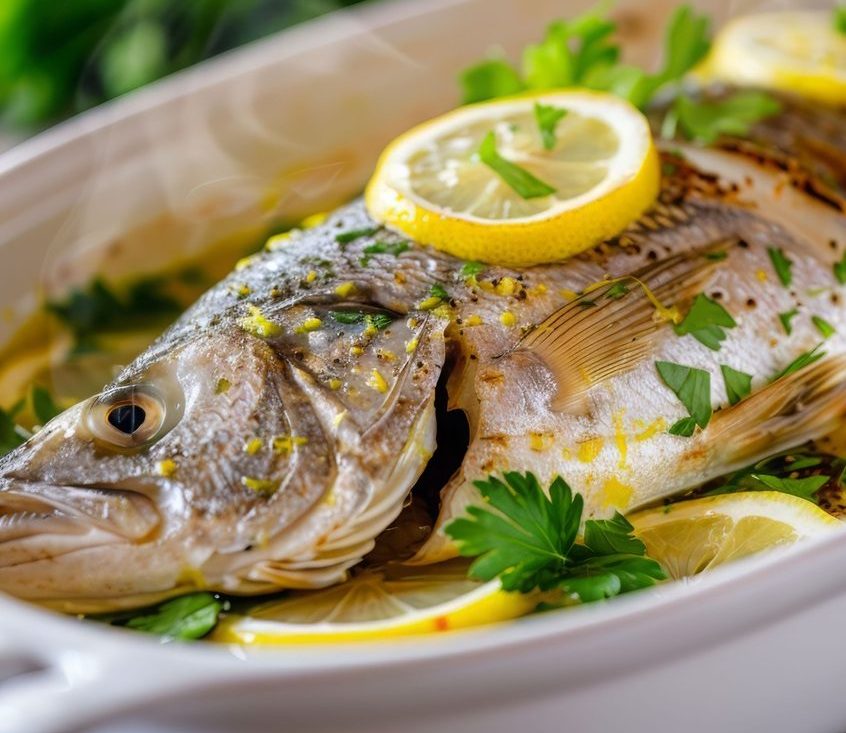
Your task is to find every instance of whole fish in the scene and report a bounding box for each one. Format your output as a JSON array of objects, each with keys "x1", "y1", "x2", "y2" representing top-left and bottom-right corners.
[{"x1": 1, "y1": 94, "x2": 846, "y2": 612}]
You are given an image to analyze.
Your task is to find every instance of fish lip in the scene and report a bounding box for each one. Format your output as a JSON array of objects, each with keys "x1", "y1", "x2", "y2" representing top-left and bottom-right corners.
[{"x1": 0, "y1": 477, "x2": 162, "y2": 545}]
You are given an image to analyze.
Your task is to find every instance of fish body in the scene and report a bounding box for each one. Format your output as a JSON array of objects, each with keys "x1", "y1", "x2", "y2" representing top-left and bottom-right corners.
[{"x1": 1, "y1": 93, "x2": 846, "y2": 610}]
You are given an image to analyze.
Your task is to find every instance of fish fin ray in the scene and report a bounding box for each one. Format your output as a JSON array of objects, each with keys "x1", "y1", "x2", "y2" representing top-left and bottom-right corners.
[
  {"x1": 707, "y1": 354, "x2": 846, "y2": 467},
  {"x1": 518, "y1": 241, "x2": 733, "y2": 412}
]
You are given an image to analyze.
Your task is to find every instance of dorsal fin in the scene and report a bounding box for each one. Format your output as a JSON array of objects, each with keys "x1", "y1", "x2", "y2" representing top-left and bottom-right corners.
[{"x1": 518, "y1": 239, "x2": 735, "y2": 412}]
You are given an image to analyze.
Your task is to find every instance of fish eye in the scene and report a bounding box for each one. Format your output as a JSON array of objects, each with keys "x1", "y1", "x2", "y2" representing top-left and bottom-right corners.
[{"x1": 86, "y1": 385, "x2": 168, "y2": 449}]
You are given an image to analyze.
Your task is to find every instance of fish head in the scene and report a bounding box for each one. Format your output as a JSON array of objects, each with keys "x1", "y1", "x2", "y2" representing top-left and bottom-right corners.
[
  {"x1": 0, "y1": 278, "x2": 447, "y2": 612},
  {"x1": 0, "y1": 330, "x2": 333, "y2": 611}
]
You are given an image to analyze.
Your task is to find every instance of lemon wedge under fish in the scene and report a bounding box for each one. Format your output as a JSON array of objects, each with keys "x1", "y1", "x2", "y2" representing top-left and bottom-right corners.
[
  {"x1": 365, "y1": 90, "x2": 660, "y2": 267},
  {"x1": 703, "y1": 11, "x2": 846, "y2": 105},
  {"x1": 212, "y1": 560, "x2": 535, "y2": 645},
  {"x1": 629, "y1": 491, "x2": 840, "y2": 580}
]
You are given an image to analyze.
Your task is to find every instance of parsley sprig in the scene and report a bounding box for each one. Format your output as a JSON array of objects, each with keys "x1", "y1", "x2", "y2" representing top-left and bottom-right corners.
[
  {"x1": 656, "y1": 360, "x2": 712, "y2": 437},
  {"x1": 673, "y1": 293, "x2": 736, "y2": 350},
  {"x1": 446, "y1": 472, "x2": 665, "y2": 601},
  {"x1": 460, "y1": 5, "x2": 710, "y2": 111},
  {"x1": 663, "y1": 91, "x2": 781, "y2": 145},
  {"x1": 836, "y1": 5, "x2": 846, "y2": 35}
]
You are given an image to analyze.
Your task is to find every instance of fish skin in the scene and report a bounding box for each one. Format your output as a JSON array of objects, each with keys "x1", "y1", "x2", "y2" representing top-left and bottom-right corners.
[{"x1": 0, "y1": 102, "x2": 846, "y2": 609}]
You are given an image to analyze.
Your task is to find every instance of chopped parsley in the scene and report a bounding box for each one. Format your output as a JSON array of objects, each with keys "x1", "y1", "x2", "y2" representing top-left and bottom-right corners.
[
  {"x1": 835, "y1": 251, "x2": 846, "y2": 284},
  {"x1": 774, "y1": 343, "x2": 826, "y2": 381},
  {"x1": 445, "y1": 472, "x2": 665, "y2": 601},
  {"x1": 478, "y1": 131, "x2": 557, "y2": 199},
  {"x1": 359, "y1": 240, "x2": 410, "y2": 266},
  {"x1": 673, "y1": 293, "x2": 736, "y2": 350},
  {"x1": 704, "y1": 250, "x2": 728, "y2": 261},
  {"x1": 430, "y1": 283, "x2": 450, "y2": 300},
  {"x1": 460, "y1": 5, "x2": 710, "y2": 111},
  {"x1": 113, "y1": 592, "x2": 222, "y2": 641},
  {"x1": 335, "y1": 227, "x2": 378, "y2": 245},
  {"x1": 812, "y1": 315, "x2": 836, "y2": 339},
  {"x1": 720, "y1": 364, "x2": 752, "y2": 406},
  {"x1": 605, "y1": 282, "x2": 630, "y2": 300},
  {"x1": 330, "y1": 311, "x2": 392, "y2": 330},
  {"x1": 533, "y1": 102, "x2": 568, "y2": 150},
  {"x1": 666, "y1": 91, "x2": 781, "y2": 144},
  {"x1": 779, "y1": 308, "x2": 799, "y2": 335},
  {"x1": 767, "y1": 247, "x2": 793, "y2": 287},
  {"x1": 656, "y1": 361, "x2": 712, "y2": 437},
  {"x1": 460, "y1": 261, "x2": 485, "y2": 278}
]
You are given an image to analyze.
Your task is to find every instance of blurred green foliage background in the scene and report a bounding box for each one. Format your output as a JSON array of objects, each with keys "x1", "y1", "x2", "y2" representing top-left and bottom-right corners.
[{"x1": 0, "y1": 0, "x2": 368, "y2": 130}]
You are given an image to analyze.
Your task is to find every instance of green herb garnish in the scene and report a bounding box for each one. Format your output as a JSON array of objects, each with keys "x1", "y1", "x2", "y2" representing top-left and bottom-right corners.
[
  {"x1": 750, "y1": 474, "x2": 829, "y2": 501},
  {"x1": 329, "y1": 311, "x2": 392, "y2": 330},
  {"x1": 605, "y1": 282, "x2": 630, "y2": 300},
  {"x1": 779, "y1": 308, "x2": 799, "y2": 335},
  {"x1": 0, "y1": 408, "x2": 25, "y2": 457},
  {"x1": 122, "y1": 592, "x2": 222, "y2": 641},
  {"x1": 533, "y1": 102, "x2": 568, "y2": 150},
  {"x1": 656, "y1": 361, "x2": 712, "y2": 437},
  {"x1": 720, "y1": 364, "x2": 752, "y2": 406},
  {"x1": 460, "y1": 261, "x2": 485, "y2": 278},
  {"x1": 366, "y1": 313, "x2": 393, "y2": 331},
  {"x1": 335, "y1": 227, "x2": 378, "y2": 245},
  {"x1": 478, "y1": 131, "x2": 557, "y2": 199},
  {"x1": 430, "y1": 283, "x2": 450, "y2": 300},
  {"x1": 460, "y1": 5, "x2": 710, "y2": 111},
  {"x1": 812, "y1": 315, "x2": 836, "y2": 339},
  {"x1": 768, "y1": 247, "x2": 793, "y2": 287},
  {"x1": 30, "y1": 385, "x2": 60, "y2": 425},
  {"x1": 774, "y1": 343, "x2": 826, "y2": 381},
  {"x1": 704, "y1": 250, "x2": 728, "y2": 261},
  {"x1": 673, "y1": 293, "x2": 736, "y2": 350},
  {"x1": 667, "y1": 91, "x2": 781, "y2": 144},
  {"x1": 445, "y1": 472, "x2": 665, "y2": 600},
  {"x1": 359, "y1": 240, "x2": 410, "y2": 266},
  {"x1": 835, "y1": 5, "x2": 846, "y2": 34}
]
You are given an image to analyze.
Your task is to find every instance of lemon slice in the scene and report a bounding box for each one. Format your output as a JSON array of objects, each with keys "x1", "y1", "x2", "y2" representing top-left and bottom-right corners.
[
  {"x1": 705, "y1": 12, "x2": 846, "y2": 105},
  {"x1": 365, "y1": 91, "x2": 660, "y2": 267},
  {"x1": 629, "y1": 492, "x2": 840, "y2": 580},
  {"x1": 212, "y1": 560, "x2": 535, "y2": 644}
]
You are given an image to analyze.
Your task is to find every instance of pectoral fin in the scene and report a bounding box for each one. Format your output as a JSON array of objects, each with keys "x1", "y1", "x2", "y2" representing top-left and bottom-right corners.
[
  {"x1": 518, "y1": 241, "x2": 734, "y2": 412},
  {"x1": 706, "y1": 354, "x2": 846, "y2": 469}
]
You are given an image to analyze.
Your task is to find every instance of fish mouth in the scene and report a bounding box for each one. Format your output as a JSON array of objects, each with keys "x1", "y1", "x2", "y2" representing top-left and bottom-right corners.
[{"x1": 0, "y1": 478, "x2": 162, "y2": 566}]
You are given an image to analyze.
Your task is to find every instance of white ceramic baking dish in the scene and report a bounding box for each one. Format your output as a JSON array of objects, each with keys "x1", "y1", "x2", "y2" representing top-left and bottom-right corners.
[{"x1": 0, "y1": 0, "x2": 842, "y2": 731}]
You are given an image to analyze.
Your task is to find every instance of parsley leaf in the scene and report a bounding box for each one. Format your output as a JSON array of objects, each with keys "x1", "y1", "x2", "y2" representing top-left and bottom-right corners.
[
  {"x1": 720, "y1": 364, "x2": 752, "y2": 406},
  {"x1": 335, "y1": 227, "x2": 378, "y2": 245},
  {"x1": 30, "y1": 386, "x2": 60, "y2": 425},
  {"x1": 366, "y1": 313, "x2": 393, "y2": 331},
  {"x1": 670, "y1": 91, "x2": 781, "y2": 144},
  {"x1": 834, "y1": 251, "x2": 846, "y2": 284},
  {"x1": 459, "y1": 5, "x2": 711, "y2": 111},
  {"x1": 768, "y1": 247, "x2": 793, "y2": 287},
  {"x1": 123, "y1": 592, "x2": 222, "y2": 641},
  {"x1": 329, "y1": 311, "x2": 392, "y2": 330},
  {"x1": 0, "y1": 408, "x2": 25, "y2": 457},
  {"x1": 446, "y1": 472, "x2": 665, "y2": 601},
  {"x1": 750, "y1": 473, "x2": 829, "y2": 501},
  {"x1": 460, "y1": 59, "x2": 524, "y2": 104},
  {"x1": 836, "y1": 5, "x2": 846, "y2": 34},
  {"x1": 460, "y1": 261, "x2": 485, "y2": 278},
  {"x1": 656, "y1": 361, "x2": 712, "y2": 436},
  {"x1": 673, "y1": 293, "x2": 736, "y2": 350},
  {"x1": 774, "y1": 343, "x2": 826, "y2": 381},
  {"x1": 533, "y1": 102, "x2": 568, "y2": 150},
  {"x1": 430, "y1": 283, "x2": 449, "y2": 300},
  {"x1": 359, "y1": 240, "x2": 409, "y2": 266},
  {"x1": 478, "y1": 131, "x2": 557, "y2": 199},
  {"x1": 812, "y1": 315, "x2": 836, "y2": 339},
  {"x1": 605, "y1": 282, "x2": 630, "y2": 300},
  {"x1": 779, "y1": 308, "x2": 799, "y2": 335}
]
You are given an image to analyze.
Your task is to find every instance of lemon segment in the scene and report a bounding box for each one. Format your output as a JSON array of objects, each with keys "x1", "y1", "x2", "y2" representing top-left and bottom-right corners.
[
  {"x1": 212, "y1": 560, "x2": 535, "y2": 645},
  {"x1": 628, "y1": 492, "x2": 840, "y2": 580},
  {"x1": 365, "y1": 91, "x2": 660, "y2": 267},
  {"x1": 704, "y1": 12, "x2": 846, "y2": 105}
]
